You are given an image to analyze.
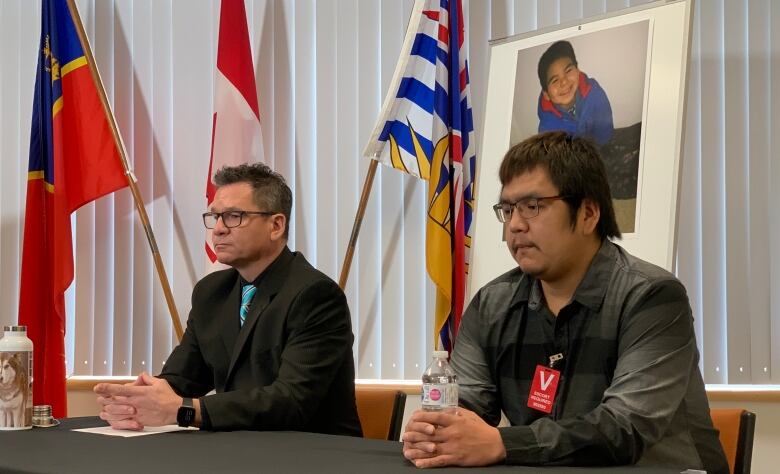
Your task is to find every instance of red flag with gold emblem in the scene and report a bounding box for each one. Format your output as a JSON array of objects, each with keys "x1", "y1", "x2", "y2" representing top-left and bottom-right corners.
[{"x1": 19, "y1": 0, "x2": 128, "y2": 418}]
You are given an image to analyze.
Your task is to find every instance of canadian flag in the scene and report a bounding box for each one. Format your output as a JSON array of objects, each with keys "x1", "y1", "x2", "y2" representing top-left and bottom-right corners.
[{"x1": 205, "y1": 0, "x2": 264, "y2": 272}]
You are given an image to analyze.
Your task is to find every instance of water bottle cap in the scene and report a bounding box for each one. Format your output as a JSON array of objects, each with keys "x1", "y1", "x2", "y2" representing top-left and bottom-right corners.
[
  {"x1": 432, "y1": 350, "x2": 449, "y2": 358},
  {"x1": 3, "y1": 325, "x2": 27, "y2": 332}
]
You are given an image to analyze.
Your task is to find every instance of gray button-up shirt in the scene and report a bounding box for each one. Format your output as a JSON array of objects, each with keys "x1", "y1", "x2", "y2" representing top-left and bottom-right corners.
[{"x1": 451, "y1": 241, "x2": 728, "y2": 473}]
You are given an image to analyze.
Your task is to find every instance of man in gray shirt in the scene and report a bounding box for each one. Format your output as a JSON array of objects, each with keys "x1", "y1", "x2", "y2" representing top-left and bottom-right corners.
[{"x1": 402, "y1": 131, "x2": 728, "y2": 473}]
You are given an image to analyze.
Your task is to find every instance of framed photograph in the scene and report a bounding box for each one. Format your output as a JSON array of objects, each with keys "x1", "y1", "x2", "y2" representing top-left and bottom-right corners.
[{"x1": 469, "y1": 0, "x2": 693, "y2": 298}]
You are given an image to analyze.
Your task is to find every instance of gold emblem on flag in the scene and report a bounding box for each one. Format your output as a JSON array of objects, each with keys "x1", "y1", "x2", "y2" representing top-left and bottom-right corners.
[{"x1": 42, "y1": 36, "x2": 60, "y2": 82}]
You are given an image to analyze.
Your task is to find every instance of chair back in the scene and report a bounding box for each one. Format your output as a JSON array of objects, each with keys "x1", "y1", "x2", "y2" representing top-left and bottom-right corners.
[
  {"x1": 710, "y1": 408, "x2": 756, "y2": 474},
  {"x1": 355, "y1": 386, "x2": 406, "y2": 441}
]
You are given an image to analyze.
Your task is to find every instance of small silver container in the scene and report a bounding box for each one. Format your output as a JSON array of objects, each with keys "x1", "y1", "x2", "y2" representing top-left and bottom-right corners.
[{"x1": 32, "y1": 405, "x2": 59, "y2": 428}]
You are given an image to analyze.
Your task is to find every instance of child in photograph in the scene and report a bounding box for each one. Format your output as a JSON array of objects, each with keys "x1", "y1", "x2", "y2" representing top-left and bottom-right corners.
[
  {"x1": 536, "y1": 39, "x2": 641, "y2": 224},
  {"x1": 537, "y1": 40, "x2": 614, "y2": 146}
]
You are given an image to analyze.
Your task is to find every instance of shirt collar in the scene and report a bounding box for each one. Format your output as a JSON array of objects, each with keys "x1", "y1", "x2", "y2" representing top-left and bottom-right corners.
[
  {"x1": 570, "y1": 240, "x2": 615, "y2": 312},
  {"x1": 239, "y1": 246, "x2": 290, "y2": 288},
  {"x1": 508, "y1": 240, "x2": 615, "y2": 313},
  {"x1": 508, "y1": 271, "x2": 533, "y2": 310}
]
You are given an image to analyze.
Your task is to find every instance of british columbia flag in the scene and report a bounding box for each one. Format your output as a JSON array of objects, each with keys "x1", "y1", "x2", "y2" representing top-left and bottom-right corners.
[{"x1": 363, "y1": 0, "x2": 476, "y2": 352}]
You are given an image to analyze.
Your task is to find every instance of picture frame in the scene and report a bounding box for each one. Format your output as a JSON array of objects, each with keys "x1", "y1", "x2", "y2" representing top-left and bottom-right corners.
[{"x1": 469, "y1": 0, "x2": 693, "y2": 299}]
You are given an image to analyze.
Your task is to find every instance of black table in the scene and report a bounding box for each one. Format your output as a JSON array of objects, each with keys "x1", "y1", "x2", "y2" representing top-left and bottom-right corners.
[{"x1": 0, "y1": 417, "x2": 684, "y2": 473}]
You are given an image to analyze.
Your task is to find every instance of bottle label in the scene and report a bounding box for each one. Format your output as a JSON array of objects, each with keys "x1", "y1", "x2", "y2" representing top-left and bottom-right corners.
[
  {"x1": 422, "y1": 383, "x2": 457, "y2": 408},
  {"x1": 0, "y1": 351, "x2": 33, "y2": 429}
]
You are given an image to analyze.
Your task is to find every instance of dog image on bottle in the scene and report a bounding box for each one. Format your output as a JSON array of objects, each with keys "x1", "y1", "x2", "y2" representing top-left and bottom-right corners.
[{"x1": 0, "y1": 352, "x2": 31, "y2": 428}]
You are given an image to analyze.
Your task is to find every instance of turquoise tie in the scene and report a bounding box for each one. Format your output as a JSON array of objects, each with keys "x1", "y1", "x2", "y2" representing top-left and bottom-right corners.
[{"x1": 240, "y1": 284, "x2": 257, "y2": 327}]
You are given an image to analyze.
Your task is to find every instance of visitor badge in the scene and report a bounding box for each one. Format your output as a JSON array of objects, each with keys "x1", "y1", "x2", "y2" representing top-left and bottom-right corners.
[{"x1": 527, "y1": 364, "x2": 560, "y2": 414}]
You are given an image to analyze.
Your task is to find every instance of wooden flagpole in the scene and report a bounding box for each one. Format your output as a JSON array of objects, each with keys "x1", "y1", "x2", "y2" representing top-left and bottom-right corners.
[
  {"x1": 66, "y1": 0, "x2": 184, "y2": 342},
  {"x1": 338, "y1": 159, "x2": 379, "y2": 289}
]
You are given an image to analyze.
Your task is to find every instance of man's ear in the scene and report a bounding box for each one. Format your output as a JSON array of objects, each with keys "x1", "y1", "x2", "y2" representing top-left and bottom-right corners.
[
  {"x1": 270, "y1": 214, "x2": 287, "y2": 241},
  {"x1": 578, "y1": 199, "x2": 601, "y2": 236},
  {"x1": 542, "y1": 90, "x2": 550, "y2": 101}
]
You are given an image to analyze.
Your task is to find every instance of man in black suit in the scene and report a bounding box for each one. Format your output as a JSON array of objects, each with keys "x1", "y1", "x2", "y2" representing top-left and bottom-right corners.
[{"x1": 94, "y1": 163, "x2": 362, "y2": 436}]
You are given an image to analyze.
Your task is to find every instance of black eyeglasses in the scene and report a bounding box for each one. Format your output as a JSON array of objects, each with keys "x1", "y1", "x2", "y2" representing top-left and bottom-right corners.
[
  {"x1": 202, "y1": 210, "x2": 276, "y2": 229},
  {"x1": 492, "y1": 195, "x2": 569, "y2": 223}
]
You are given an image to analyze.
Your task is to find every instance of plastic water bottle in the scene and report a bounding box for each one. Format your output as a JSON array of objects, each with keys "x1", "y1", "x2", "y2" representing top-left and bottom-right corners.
[
  {"x1": 0, "y1": 325, "x2": 34, "y2": 430},
  {"x1": 421, "y1": 350, "x2": 458, "y2": 411}
]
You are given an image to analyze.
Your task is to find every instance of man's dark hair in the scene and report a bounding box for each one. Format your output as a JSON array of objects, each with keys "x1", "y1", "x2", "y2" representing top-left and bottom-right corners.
[
  {"x1": 213, "y1": 163, "x2": 293, "y2": 238},
  {"x1": 537, "y1": 40, "x2": 578, "y2": 91},
  {"x1": 499, "y1": 131, "x2": 621, "y2": 240}
]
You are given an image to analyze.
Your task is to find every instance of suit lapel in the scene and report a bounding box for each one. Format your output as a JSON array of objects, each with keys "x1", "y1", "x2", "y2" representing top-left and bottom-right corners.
[
  {"x1": 219, "y1": 276, "x2": 242, "y2": 359},
  {"x1": 225, "y1": 247, "x2": 295, "y2": 381}
]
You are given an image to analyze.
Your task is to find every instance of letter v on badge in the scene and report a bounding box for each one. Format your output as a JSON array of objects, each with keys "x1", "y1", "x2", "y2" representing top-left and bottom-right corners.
[{"x1": 527, "y1": 364, "x2": 560, "y2": 414}]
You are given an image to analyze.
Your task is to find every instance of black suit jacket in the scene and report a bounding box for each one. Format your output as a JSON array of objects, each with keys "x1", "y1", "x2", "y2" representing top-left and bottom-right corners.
[{"x1": 159, "y1": 247, "x2": 362, "y2": 436}]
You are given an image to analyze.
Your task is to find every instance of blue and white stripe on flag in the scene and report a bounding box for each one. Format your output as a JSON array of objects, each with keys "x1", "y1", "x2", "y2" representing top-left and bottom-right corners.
[{"x1": 363, "y1": 0, "x2": 477, "y2": 352}]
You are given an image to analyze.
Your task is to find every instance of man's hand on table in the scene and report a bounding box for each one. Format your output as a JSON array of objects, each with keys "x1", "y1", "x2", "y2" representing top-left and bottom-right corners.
[
  {"x1": 94, "y1": 372, "x2": 184, "y2": 431},
  {"x1": 402, "y1": 407, "x2": 507, "y2": 468}
]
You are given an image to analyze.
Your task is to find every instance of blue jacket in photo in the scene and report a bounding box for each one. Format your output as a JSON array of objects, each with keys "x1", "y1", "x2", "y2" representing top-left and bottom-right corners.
[{"x1": 537, "y1": 72, "x2": 614, "y2": 146}]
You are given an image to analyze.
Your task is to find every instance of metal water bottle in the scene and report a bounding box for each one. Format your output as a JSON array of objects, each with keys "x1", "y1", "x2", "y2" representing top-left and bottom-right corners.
[{"x1": 0, "y1": 326, "x2": 34, "y2": 430}]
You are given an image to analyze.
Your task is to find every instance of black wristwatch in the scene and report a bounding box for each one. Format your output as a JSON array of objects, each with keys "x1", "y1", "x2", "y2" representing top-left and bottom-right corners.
[{"x1": 177, "y1": 397, "x2": 196, "y2": 427}]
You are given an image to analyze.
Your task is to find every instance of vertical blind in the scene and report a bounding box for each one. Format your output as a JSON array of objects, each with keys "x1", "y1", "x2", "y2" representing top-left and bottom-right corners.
[{"x1": 0, "y1": 0, "x2": 776, "y2": 384}]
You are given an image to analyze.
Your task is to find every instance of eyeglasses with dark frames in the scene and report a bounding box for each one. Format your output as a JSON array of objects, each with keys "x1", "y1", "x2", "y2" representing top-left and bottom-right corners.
[
  {"x1": 202, "y1": 210, "x2": 276, "y2": 229},
  {"x1": 492, "y1": 195, "x2": 569, "y2": 223}
]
